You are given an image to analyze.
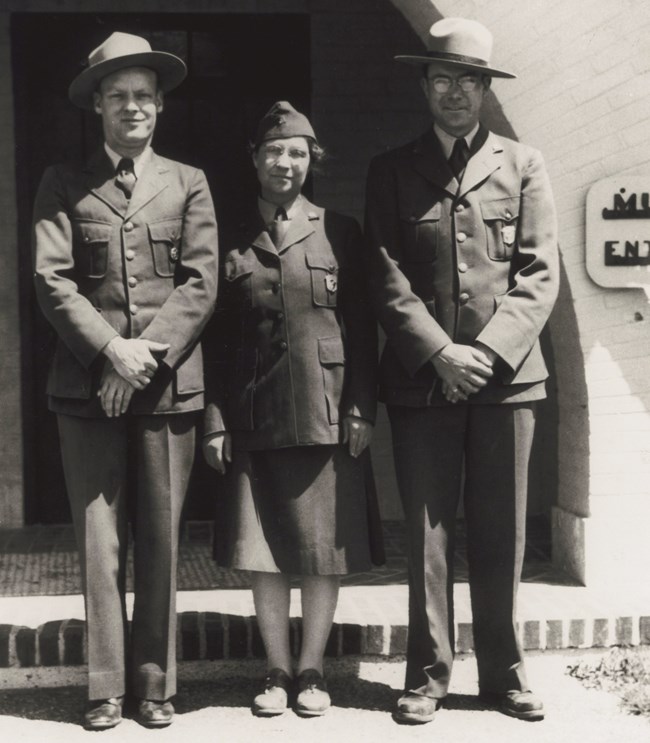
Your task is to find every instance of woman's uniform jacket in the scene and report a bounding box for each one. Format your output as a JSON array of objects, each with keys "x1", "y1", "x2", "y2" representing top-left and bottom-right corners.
[
  {"x1": 364, "y1": 126, "x2": 559, "y2": 406},
  {"x1": 204, "y1": 196, "x2": 377, "y2": 450},
  {"x1": 32, "y1": 149, "x2": 219, "y2": 416}
]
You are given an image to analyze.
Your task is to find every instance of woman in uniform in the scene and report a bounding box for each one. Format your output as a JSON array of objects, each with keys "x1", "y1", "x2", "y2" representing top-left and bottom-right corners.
[{"x1": 203, "y1": 101, "x2": 380, "y2": 717}]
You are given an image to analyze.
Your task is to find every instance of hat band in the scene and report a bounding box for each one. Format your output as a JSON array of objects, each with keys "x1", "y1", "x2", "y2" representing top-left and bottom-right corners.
[{"x1": 423, "y1": 50, "x2": 489, "y2": 68}]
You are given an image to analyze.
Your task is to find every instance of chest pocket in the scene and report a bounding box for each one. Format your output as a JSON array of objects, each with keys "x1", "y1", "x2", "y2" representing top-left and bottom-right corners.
[
  {"x1": 148, "y1": 218, "x2": 183, "y2": 277},
  {"x1": 399, "y1": 201, "x2": 442, "y2": 262},
  {"x1": 305, "y1": 247, "x2": 340, "y2": 308},
  {"x1": 481, "y1": 197, "x2": 519, "y2": 261},
  {"x1": 72, "y1": 221, "x2": 113, "y2": 278}
]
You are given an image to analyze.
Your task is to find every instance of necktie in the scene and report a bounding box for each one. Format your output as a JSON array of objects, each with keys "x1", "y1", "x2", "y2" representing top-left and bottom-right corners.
[
  {"x1": 448, "y1": 137, "x2": 470, "y2": 181},
  {"x1": 115, "y1": 157, "x2": 136, "y2": 199},
  {"x1": 269, "y1": 206, "x2": 289, "y2": 248}
]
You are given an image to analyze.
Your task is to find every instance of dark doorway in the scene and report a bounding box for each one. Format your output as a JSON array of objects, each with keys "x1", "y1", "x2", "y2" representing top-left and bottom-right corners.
[{"x1": 13, "y1": 12, "x2": 311, "y2": 523}]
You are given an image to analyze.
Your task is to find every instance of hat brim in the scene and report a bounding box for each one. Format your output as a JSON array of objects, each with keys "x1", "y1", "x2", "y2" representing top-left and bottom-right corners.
[
  {"x1": 68, "y1": 51, "x2": 187, "y2": 110},
  {"x1": 394, "y1": 54, "x2": 516, "y2": 79}
]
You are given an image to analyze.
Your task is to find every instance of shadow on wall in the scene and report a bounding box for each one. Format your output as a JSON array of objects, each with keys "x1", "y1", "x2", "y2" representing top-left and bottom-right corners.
[{"x1": 383, "y1": 0, "x2": 592, "y2": 519}]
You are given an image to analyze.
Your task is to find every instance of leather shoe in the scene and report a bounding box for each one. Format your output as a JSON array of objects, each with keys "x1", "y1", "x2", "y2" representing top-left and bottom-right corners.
[
  {"x1": 393, "y1": 692, "x2": 439, "y2": 724},
  {"x1": 295, "y1": 668, "x2": 330, "y2": 717},
  {"x1": 480, "y1": 690, "x2": 545, "y2": 721},
  {"x1": 136, "y1": 698, "x2": 175, "y2": 728},
  {"x1": 83, "y1": 697, "x2": 123, "y2": 730},
  {"x1": 253, "y1": 668, "x2": 292, "y2": 716}
]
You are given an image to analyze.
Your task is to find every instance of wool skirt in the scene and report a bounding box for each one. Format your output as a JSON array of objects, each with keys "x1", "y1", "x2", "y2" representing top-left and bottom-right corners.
[{"x1": 214, "y1": 445, "x2": 384, "y2": 575}]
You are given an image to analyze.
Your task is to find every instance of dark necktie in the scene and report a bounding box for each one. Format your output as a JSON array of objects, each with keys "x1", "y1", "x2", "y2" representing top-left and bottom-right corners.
[
  {"x1": 269, "y1": 206, "x2": 289, "y2": 247},
  {"x1": 115, "y1": 157, "x2": 136, "y2": 199},
  {"x1": 448, "y1": 137, "x2": 470, "y2": 181}
]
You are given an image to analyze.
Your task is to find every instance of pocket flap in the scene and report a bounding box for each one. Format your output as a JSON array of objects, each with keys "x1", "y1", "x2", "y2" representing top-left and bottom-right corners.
[
  {"x1": 481, "y1": 197, "x2": 519, "y2": 221},
  {"x1": 148, "y1": 219, "x2": 182, "y2": 243},
  {"x1": 318, "y1": 336, "x2": 345, "y2": 365},
  {"x1": 305, "y1": 245, "x2": 339, "y2": 271},
  {"x1": 399, "y1": 201, "x2": 442, "y2": 223},
  {"x1": 76, "y1": 221, "x2": 113, "y2": 244}
]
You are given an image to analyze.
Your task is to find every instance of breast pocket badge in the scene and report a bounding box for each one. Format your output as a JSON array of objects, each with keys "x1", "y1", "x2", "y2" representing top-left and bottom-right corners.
[
  {"x1": 501, "y1": 225, "x2": 516, "y2": 246},
  {"x1": 169, "y1": 246, "x2": 179, "y2": 262},
  {"x1": 325, "y1": 273, "x2": 338, "y2": 293}
]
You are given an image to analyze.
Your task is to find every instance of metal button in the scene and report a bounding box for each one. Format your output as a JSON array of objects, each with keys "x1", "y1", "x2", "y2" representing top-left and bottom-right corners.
[
  {"x1": 129, "y1": 304, "x2": 138, "y2": 315},
  {"x1": 125, "y1": 249, "x2": 135, "y2": 260},
  {"x1": 123, "y1": 222, "x2": 134, "y2": 232},
  {"x1": 277, "y1": 312, "x2": 284, "y2": 320},
  {"x1": 456, "y1": 232, "x2": 467, "y2": 242},
  {"x1": 458, "y1": 262, "x2": 468, "y2": 273},
  {"x1": 272, "y1": 282, "x2": 282, "y2": 294},
  {"x1": 459, "y1": 292, "x2": 470, "y2": 305},
  {"x1": 128, "y1": 277, "x2": 138, "y2": 288},
  {"x1": 505, "y1": 210, "x2": 512, "y2": 220},
  {"x1": 408, "y1": 215, "x2": 418, "y2": 223},
  {"x1": 279, "y1": 341, "x2": 288, "y2": 350},
  {"x1": 455, "y1": 203, "x2": 465, "y2": 212}
]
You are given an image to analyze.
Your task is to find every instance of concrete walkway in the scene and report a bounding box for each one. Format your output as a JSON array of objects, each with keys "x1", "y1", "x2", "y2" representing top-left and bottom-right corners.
[{"x1": 1, "y1": 653, "x2": 649, "y2": 742}]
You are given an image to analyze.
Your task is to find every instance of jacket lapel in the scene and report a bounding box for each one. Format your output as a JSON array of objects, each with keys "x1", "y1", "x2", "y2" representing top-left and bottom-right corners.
[
  {"x1": 412, "y1": 129, "x2": 459, "y2": 198},
  {"x1": 84, "y1": 149, "x2": 127, "y2": 217},
  {"x1": 458, "y1": 131, "x2": 503, "y2": 198},
  {"x1": 125, "y1": 154, "x2": 170, "y2": 220},
  {"x1": 277, "y1": 197, "x2": 318, "y2": 253}
]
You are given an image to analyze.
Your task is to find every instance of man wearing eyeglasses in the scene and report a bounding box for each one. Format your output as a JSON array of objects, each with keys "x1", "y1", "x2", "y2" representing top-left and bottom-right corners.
[{"x1": 364, "y1": 18, "x2": 559, "y2": 725}]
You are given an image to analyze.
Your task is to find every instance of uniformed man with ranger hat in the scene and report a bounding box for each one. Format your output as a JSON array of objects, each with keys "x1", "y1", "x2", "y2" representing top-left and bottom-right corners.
[
  {"x1": 364, "y1": 16, "x2": 559, "y2": 724},
  {"x1": 32, "y1": 31, "x2": 218, "y2": 729}
]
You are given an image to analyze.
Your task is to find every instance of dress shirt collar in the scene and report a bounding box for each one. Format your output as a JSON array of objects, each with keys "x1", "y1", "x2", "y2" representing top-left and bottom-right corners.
[
  {"x1": 258, "y1": 193, "x2": 303, "y2": 224},
  {"x1": 433, "y1": 122, "x2": 480, "y2": 160},
  {"x1": 104, "y1": 143, "x2": 152, "y2": 179}
]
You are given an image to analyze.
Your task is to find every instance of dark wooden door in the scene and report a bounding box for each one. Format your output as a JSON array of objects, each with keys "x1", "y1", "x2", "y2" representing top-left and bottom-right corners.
[{"x1": 12, "y1": 12, "x2": 311, "y2": 523}]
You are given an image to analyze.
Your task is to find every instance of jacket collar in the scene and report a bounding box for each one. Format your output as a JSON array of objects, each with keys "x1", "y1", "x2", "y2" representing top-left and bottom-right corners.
[
  {"x1": 412, "y1": 125, "x2": 503, "y2": 198},
  {"x1": 250, "y1": 195, "x2": 320, "y2": 255},
  {"x1": 84, "y1": 148, "x2": 170, "y2": 219}
]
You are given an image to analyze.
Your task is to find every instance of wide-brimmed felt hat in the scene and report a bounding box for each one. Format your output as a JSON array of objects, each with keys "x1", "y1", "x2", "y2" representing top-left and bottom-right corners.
[
  {"x1": 254, "y1": 101, "x2": 317, "y2": 148},
  {"x1": 69, "y1": 32, "x2": 187, "y2": 110},
  {"x1": 395, "y1": 17, "x2": 516, "y2": 79}
]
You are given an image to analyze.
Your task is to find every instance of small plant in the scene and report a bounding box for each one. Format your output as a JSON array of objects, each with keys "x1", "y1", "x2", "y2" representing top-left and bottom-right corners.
[{"x1": 567, "y1": 647, "x2": 650, "y2": 716}]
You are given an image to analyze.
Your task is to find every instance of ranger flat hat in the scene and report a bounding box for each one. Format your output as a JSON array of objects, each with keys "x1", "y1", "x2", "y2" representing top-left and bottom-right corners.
[
  {"x1": 68, "y1": 32, "x2": 187, "y2": 110},
  {"x1": 395, "y1": 17, "x2": 516, "y2": 79},
  {"x1": 254, "y1": 101, "x2": 317, "y2": 147}
]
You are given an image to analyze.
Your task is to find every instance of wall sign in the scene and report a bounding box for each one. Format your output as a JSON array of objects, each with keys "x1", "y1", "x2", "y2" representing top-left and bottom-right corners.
[{"x1": 586, "y1": 177, "x2": 650, "y2": 290}]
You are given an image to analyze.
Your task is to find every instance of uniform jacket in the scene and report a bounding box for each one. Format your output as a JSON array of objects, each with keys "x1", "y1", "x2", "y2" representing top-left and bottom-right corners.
[
  {"x1": 364, "y1": 126, "x2": 559, "y2": 406},
  {"x1": 204, "y1": 196, "x2": 377, "y2": 450},
  {"x1": 32, "y1": 148, "x2": 219, "y2": 417}
]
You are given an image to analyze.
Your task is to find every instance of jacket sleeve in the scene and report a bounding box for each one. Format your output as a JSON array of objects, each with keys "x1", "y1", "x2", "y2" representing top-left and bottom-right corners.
[
  {"x1": 140, "y1": 167, "x2": 219, "y2": 370},
  {"x1": 364, "y1": 154, "x2": 452, "y2": 378},
  {"x1": 338, "y1": 217, "x2": 378, "y2": 424},
  {"x1": 202, "y1": 305, "x2": 231, "y2": 436},
  {"x1": 32, "y1": 165, "x2": 119, "y2": 368},
  {"x1": 476, "y1": 148, "x2": 559, "y2": 377}
]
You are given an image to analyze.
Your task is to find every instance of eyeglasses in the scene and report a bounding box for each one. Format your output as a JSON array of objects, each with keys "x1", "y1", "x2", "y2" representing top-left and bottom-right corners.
[{"x1": 426, "y1": 75, "x2": 482, "y2": 94}]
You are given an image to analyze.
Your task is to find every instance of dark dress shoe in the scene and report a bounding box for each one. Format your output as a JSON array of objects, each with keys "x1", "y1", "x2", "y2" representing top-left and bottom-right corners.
[
  {"x1": 136, "y1": 698, "x2": 175, "y2": 728},
  {"x1": 253, "y1": 668, "x2": 292, "y2": 716},
  {"x1": 393, "y1": 692, "x2": 439, "y2": 724},
  {"x1": 480, "y1": 689, "x2": 545, "y2": 721},
  {"x1": 295, "y1": 668, "x2": 330, "y2": 717},
  {"x1": 83, "y1": 697, "x2": 123, "y2": 730}
]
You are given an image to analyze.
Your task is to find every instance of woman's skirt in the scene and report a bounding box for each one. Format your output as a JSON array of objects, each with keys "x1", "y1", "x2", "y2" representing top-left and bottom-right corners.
[{"x1": 214, "y1": 444, "x2": 384, "y2": 575}]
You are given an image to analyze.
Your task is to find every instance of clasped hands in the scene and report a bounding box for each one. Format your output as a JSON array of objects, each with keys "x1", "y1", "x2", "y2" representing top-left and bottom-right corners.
[
  {"x1": 432, "y1": 342, "x2": 498, "y2": 404},
  {"x1": 98, "y1": 337, "x2": 170, "y2": 417},
  {"x1": 203, "y1": 416, "x2": 373, "y2": 475}
]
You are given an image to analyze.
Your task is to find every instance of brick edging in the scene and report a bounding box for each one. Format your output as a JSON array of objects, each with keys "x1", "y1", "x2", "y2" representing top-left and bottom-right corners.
[{"x1": 1, "y1": 614, "x2": 649, "y2": 668}]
